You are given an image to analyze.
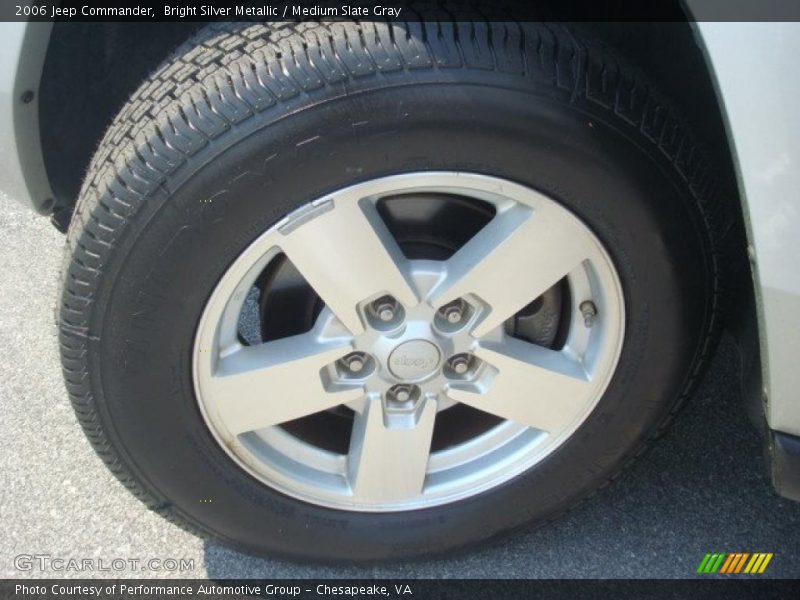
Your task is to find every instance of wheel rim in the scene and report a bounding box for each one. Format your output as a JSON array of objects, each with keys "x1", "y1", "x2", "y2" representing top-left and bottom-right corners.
[{"x1": 193, "y1": 172, "x2": 625, "y2": 511}]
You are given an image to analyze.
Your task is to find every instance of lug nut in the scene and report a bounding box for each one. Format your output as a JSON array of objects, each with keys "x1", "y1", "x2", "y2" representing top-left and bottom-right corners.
[
  {"x1": 580, "y1": 300, "x2": 598, "y2": 327},
  {"x1": 446, "y1": 353, "x2": 475, "y2": 377},
  {"x1": 372, "y1": 296, "x2": 397, "y2": 321},
  {"x1": 445, "y1": 308, "x2": 462, "y2": 323},
  {"x1": 386, "y1": 384, "x2": 419, "y2": 407},
  {"x1": 436, "y1": 298, "x2": 473, "y2": 330},
  {"x1": 452, "y1": 358, "x2": 469, "y2": 374},
  {"x1": 442, "y1": 299, "x2": 465, "y2": 323},
  {"x1": 368, "y1": 295, "x2": 403, "y2": 327},
  {"x1": 337, "y1": 352, "x2": 370, "y2": 377}
]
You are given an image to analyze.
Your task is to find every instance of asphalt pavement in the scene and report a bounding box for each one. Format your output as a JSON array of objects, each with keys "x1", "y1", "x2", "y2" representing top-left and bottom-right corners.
[{"x1": 1, "y1": 194, "x2": 799, "y2": 579}]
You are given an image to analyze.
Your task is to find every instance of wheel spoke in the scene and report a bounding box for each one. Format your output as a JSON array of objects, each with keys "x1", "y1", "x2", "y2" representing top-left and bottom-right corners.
[
  {"x1": 446, "y1": 338, "x2": 592, "y2": 433},
  {"x1": 347, "y1": 397, "x2": 437, "y2": 504},
  {"x1": 278, "y1": 197, "x2": 417, "y2": 335},
  {"x1": 205, "y1": 335, "x2": 362, "y2": 435},
  {"x1": 432, "y1": 203, "x2": 594, "y2": 338}
]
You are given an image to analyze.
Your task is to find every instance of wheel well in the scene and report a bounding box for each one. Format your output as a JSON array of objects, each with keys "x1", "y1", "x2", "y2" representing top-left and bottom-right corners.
[{"x1": 39, "y1": 22, "x2": 202, "y2": 209}]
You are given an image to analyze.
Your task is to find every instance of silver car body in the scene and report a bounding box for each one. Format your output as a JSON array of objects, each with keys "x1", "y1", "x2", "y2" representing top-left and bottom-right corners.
[
  {"x1": 0, "y1": 20, "x2": 798, "y2": 437},
  {"x1": 694, "y1": 22, "x2": 800, "y2": 437},
  {"x1": 0, "y1": 22, "x2": 52, "y2": 214}
]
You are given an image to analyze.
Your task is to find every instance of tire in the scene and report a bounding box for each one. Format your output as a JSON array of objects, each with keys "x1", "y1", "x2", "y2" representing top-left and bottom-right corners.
[{"x1": 59, "y1": 21, "x2": 722, "y2": 562}]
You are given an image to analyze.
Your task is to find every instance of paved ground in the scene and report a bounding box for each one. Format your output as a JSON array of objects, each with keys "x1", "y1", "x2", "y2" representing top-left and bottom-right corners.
[{"x1": 1, "y1": 194, "x2": 799, "y2": 579}]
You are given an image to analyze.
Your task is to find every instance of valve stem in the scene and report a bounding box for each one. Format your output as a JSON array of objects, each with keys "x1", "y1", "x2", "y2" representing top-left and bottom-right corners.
[{"x1": 580, "y1": 301, "x2": 598, "y2": 327}]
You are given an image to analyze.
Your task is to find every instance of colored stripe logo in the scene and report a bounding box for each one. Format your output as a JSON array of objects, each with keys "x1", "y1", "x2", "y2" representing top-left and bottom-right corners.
[{"x1": 696, "y1": 552, "x2": 773, "y2": 574}]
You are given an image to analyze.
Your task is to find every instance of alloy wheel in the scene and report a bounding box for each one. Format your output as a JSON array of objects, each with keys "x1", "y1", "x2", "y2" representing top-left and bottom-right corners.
[{"x1": 193, "y1": 172, "x2": 625, "y2": 511}]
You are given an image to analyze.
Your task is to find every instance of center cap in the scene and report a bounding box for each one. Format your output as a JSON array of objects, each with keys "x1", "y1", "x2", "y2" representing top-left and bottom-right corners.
[{"x1": 388, "y1": 339, "x2": 441, "y2": 381}]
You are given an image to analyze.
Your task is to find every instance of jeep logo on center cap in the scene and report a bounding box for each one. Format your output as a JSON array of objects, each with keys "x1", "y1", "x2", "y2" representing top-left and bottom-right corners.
[{"x1": 388, "y1": 340, "x2": 441, "y2": 381}]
